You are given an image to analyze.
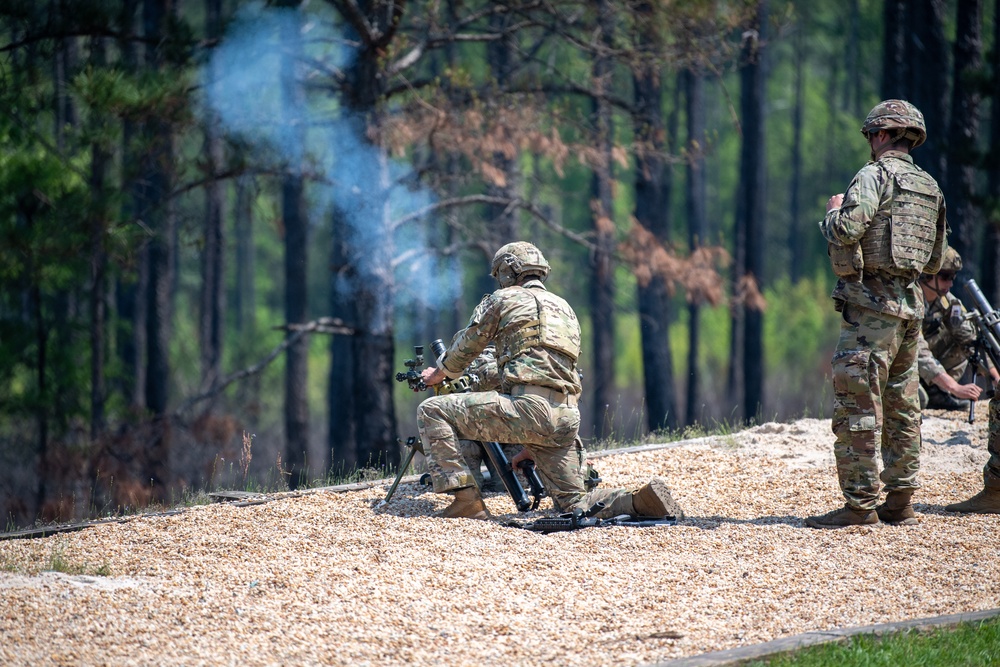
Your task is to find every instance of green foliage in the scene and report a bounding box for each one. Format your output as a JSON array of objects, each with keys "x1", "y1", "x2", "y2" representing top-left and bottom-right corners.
[
  {"x1": 747, "y1": 618, "x2": 1000, "y2": 667},
  {"x1": 764, "y1": 275, "x2": 839, "y2": 366}
]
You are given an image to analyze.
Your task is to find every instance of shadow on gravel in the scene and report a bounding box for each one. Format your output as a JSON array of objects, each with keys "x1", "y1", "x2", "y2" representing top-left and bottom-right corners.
[
  {"x1": 913, "y1": 503, "x2": 961, "y2": 516},
  {"x1": 681, "y1": 514, "x2": 804, "y2": 528},
  {"x1": 923, "y1": 429, "x2": 975, "y2": 446}
]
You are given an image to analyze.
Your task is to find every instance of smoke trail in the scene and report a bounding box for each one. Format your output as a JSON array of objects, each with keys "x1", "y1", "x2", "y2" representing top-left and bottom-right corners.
[{"x1": 203, "y1": 1, "x2": 463, "y2": 330}]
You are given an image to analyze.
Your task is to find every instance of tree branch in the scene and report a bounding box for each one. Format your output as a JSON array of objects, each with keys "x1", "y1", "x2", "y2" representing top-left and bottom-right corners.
[
  {"x1": 173, "y1": 317, "x2": 355, "y2": 417},
  {"x1": 390, "y1": 194, "x2": 593, "y2": 250}
]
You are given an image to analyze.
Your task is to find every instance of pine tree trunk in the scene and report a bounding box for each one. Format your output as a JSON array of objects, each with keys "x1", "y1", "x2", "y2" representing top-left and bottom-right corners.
[
  {"x1": 280, "y1": 9, "x2": 310, "y2": 489},
  {"x1": 142, "y1": 0, "x2": 178, "y2": 497},
  {"x1": 200, "y1": 0, "x2": 226, "y2": 392},
  {"x1": 685, "y1": 68, "x2": 707, "y2": 427},
  {"x1": 89, "y1": 34, "x2": 109, "y2": 440},
  {"x1": 907, "y1": 0, "x2": 950, "y2": 182},
  {"x1": 789, "y1": 19, "x2": 805, "y2": 283},
  {"x1": 486, "y1": 9, "x2": 520, "y2": 245},
  {"x1": 983, "y1": 0, "x2": 1000, "y2": 304},
  {"x1": 589, "y1": 0, "x2": 617, "y2": 440},
  {"x1": 882, "y1": 0, "x2": 908, "y2": 98},
  {"x1": 634, "y1": 4, "x2": 677, "y2": 433},
  {"x1": 737, "y1": 0, "x2": 768, "y2": 424},
  {"x1": 117, "y1": 0, "x2": 145, "y2": 410},
  {"x1": 329, "y1": 218, "x2": 358, "y2": 472},
  {"x1": 944, "y1": 0, "x2": 983, "y2": 271}
]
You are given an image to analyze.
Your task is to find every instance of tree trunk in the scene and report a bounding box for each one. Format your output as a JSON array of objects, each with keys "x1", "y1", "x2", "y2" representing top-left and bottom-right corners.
[
  {"x1": 117, "y1": 0, "x2": 145, "y2": 411},
  {"x1": 983, "y1": 0, "x2": 1000, "y2": 304},
  {"x1": 326, "y1": 0, "x2": 400, "y2": 474},
  {"x1": 89, "y1": 34, "x2": 109, "y2": 440},
  {"x1": 789, "y1": 15, "x2": 805, "y2": 283},
  {"x1": 633, "y1": 3, "x2": 677, "y2": 433},
  {"x1": 200, "y1": 0, "x2": 226, "y2": 392},
  {"x1": 843, "y1": 0, "x2": 861, "y2": 116},
  {"x1": 589, "y1": 0, "x2": 617, "y2": 440},
  {"x1": 486, "y1": 9, "x2": 520, "y2": 245},
  {"x1": 281, "y1": 9, "x2": 310, "y2": 489},
  {"x1": 233, "y1": 174, "x2": 256, "y2": 336},
  {"x1": 907, "y1": 0, "x2": 950, "y2": 183},
  {"x1": 50, "y1": 0, "x2": 78, "y2": 152},
  {"x1": 329, "y1": 215, "x2": 358, "y2": 473},
  {"x1": 684, "y1": 67, "x2": 707, "y2": 427},
  {"x1": 142, "y1": 0, "x2": 177, "y2": 497},
  {"x1": 882, "y1": 0, "x2": 908, "y2": 99},
  {"x1": 943, "y1": 0, "x2": 983, "y2": 272},
  {"x1": 735, "y1": 0, "x2": 768, "y2": 424}
]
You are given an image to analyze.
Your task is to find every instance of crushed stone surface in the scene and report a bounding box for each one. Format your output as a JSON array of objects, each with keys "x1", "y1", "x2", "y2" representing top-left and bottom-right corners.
[{"x1": 1, "y1": 410, "x2": 998, "y2": 666}]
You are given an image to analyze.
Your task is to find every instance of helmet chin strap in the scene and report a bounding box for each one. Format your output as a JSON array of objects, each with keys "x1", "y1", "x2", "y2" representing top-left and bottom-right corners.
[{"x1": 929, "y1": 276, "x2": 949, "y2": 298}]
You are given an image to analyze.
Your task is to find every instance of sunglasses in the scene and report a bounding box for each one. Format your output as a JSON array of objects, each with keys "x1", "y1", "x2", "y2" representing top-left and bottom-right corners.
[{"x1": 937, "y1": 272, "x2": 956, "y2": 281}]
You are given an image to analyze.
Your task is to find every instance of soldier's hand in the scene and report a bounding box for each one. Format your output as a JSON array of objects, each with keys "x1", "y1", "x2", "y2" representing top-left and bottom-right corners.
[
  {"x1": 511, "y1": 448, "x2": 534, "y2": 469},
  {"x1": 826, "y1": 193, "x2": 844, "y2": 212},
  {"x1": 420, "y1": 366, "x2": 446, "y2": 387},
  {"x1": 952, "y1": 383, "x2": 983, "y2": 401}
]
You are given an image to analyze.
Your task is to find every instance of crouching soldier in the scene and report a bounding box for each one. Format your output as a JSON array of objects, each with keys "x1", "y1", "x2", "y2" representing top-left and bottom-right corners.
[{"x1": 416, "y1": 242, "x2": 684, "y2": 521}]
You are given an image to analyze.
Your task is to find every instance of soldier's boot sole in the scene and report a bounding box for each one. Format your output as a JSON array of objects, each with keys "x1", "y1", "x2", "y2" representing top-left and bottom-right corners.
[{"x1": 631, "y1": 478, "x2": 684, "y2": 520}]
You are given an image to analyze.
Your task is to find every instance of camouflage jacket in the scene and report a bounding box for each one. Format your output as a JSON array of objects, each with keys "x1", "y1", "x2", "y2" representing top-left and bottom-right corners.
[
  {"x1": 464, "y1": 344, "x2": 500, "y2": 392},
  {"x1": 820, "y1": 150, "x2": 948, "y2": 320},
  {"x1": 438, "y1": 279, "x2": 583, "y2": 397},
  {"x1": 916, "y1": 291, "x2": 986, "y2": 383}
]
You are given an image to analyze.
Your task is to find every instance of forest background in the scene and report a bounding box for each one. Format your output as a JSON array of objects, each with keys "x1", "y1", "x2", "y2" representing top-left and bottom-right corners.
[{"x1": 1, "y1": 0, "x2": 998, "y2": 528}]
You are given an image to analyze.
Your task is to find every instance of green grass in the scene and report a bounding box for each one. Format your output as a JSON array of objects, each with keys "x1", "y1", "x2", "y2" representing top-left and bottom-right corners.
[
  {"x1": 45, "y1": 543, "x2": 112, "y2": 577},
  {"x1": 746, "y1": 618, "x2": 1000, "y2": 667}
]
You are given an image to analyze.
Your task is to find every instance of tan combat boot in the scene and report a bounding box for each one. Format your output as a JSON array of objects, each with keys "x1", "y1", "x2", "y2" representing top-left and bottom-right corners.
[
  {"x1": 944, "y1": 478, "x2": 1000, "y2": 515},
  {"x1": 440, "y1": 487, "x2": 490, "y2": 520},
  {"x1": 631, "y1": 478, "x2": 684, "y2": 519},
  {"x1": 805, "y1": 504, "x2": 879, "y2": 529},
  {"x1": 875, "y1": 490, "x2": 917, "y2": 526}
]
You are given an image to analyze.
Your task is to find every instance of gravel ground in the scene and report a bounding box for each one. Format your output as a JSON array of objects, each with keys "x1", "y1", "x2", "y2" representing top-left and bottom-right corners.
[{"x1": 1, "y1": 410, "x2": 998, "y2": 666}]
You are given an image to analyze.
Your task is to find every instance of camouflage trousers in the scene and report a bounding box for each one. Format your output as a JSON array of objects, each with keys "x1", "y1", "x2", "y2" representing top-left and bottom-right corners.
[
  {"x1": 984, "y1": 395, "x2": 1000, "y2": 488},
  {"x1": 831, "y1": 303, "x2": 922, "y2": 510},
  {"x1": 417, "y1": 390, "x2": 635, "y2": 517},
  {"x1": 458, "y1": 440, "x2": 522, "y2": 491}
]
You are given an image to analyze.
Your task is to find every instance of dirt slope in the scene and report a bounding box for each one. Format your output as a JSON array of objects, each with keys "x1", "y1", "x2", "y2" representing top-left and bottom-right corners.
[{"x1": 1, "y1": 409, "x2": 997, "y2": 666}]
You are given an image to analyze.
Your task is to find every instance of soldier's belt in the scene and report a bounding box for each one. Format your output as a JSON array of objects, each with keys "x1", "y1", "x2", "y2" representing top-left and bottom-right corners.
[{"x1": 509, "y1": 384, "x2": 578, "y2": 407}]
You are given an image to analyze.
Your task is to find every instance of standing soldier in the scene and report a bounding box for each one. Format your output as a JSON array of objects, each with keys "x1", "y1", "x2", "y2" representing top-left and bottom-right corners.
[
  {"x1": 808, "y1": 100, "x2": 948, "y2": 529},
  {"x1": 416, "y1": 242, "x2": 683, "y2": 521},
  {"x1": 916, "y1": 247, "x2": 997, "y2": 410}
]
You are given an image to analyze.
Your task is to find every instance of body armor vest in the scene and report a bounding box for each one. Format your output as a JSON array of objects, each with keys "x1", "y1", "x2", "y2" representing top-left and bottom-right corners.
[
  {"x1": 497, "y1": 288, "x2": 581, "y2": 367},
  {"x1": 859, "y1": 157, "x2": 941, "y2": 276}
]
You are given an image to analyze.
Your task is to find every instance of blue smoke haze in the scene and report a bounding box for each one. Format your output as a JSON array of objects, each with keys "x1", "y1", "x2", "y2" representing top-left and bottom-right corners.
[{"x1": 203, "y1": 1, "x2": 463, "y2": 333}]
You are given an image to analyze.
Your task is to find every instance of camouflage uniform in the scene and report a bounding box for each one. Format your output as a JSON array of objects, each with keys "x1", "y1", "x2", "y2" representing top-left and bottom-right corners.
[
  {"x1": 983, "y1": 397, "x2": 1000, "y2": 485},
  {"x1": 916, "y1": 291, "x2": 985, "y2": 407},
  {"x1": 418, "y1": 279, "x2": 636, "y2": 518},
  {"x1": 453, "y1": 345, "x2": 523, "y2": 491},
  {"x1": 819, "y1": 147, "x2": 947, "y2": 511}
]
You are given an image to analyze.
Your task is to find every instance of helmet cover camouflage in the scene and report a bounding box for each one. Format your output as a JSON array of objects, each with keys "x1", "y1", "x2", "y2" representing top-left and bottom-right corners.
[
  {"x1": 940, "y1": 247, "x2": 962, "y2": 272},
  {"x1": 921, "y1": 247, "x2": 962, "y2": 279},
  {"x1": 861, "y1": 99, "x2": 926, "y2": 148},
  {"x1": 490, "y1": 242, "x2": 551, "y2": 287}
]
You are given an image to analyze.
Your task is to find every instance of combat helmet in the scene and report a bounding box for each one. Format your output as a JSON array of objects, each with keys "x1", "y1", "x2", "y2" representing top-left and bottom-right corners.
[
  {"x1": 921, "y1": 247, "x2": 962, "y2": 281},
  {"x1": 861, "y1": 99, "x2": 926, "y2": 149},
  {"x1": 490, "y1": 242, "x2": 550, "y2": 288},
  {"x1": 940, "y1": 247, "x2": 962, "y2": 273}
]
